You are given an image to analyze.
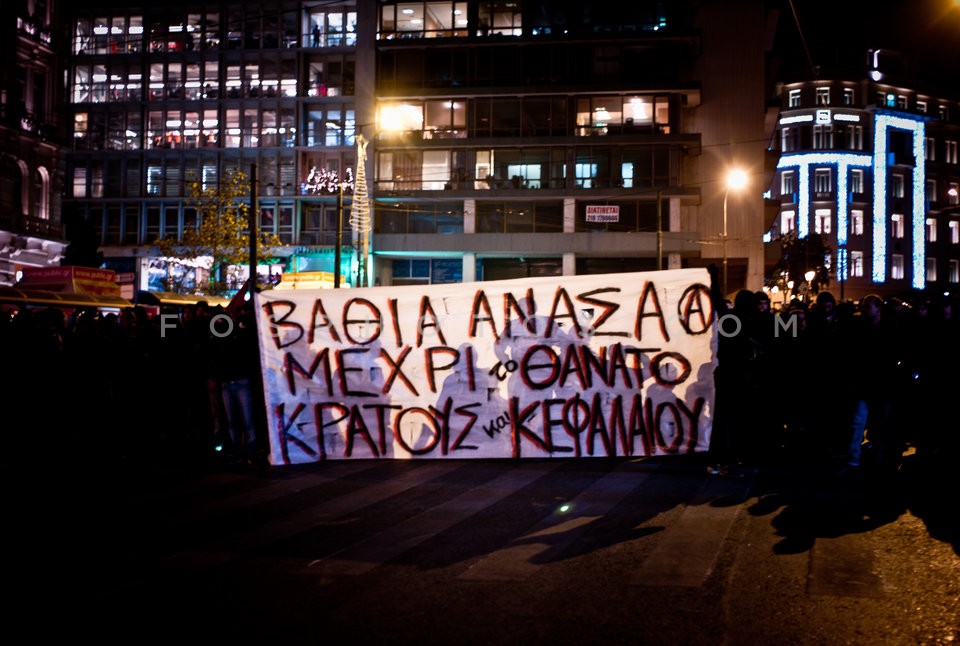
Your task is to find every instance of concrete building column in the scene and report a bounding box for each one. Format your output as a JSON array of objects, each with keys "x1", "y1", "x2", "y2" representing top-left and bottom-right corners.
[
  {"x1": 563, "y1": 198, "x2": 576, "y2": 232},
  {"x1": 462, "y1": 252, "x2": 476, "y2": 283},
  {"x1": 563, "y1": 252, "x2": 576, "y2": 276},
  {"x1": 464, "y1": 199, "x2": 476, "y2": 233},
  {"x1": 668, "y1": 197, "x2": 682, "y2": 269}
]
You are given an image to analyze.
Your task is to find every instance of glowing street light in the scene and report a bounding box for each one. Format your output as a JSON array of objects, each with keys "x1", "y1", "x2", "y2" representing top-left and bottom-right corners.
[{"x1": 723, "y1": 168, "x2": 748, "y2": 296}]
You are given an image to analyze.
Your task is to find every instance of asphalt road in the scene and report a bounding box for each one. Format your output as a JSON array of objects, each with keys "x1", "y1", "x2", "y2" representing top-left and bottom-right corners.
[{"x1": 6, "y1": 450, "x2": 958, "y2": 644}]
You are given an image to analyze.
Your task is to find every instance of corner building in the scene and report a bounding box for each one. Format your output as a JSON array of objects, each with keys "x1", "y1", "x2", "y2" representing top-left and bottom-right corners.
[
  {"x1": 60, "y1": 1, "x2": 770, "y2": 294},
  {"x1": 768, "y1": 74, "x2": 960, "y2": 303}
]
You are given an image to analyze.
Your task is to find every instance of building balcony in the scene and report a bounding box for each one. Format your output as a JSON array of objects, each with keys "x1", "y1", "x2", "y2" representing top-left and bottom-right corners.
[
  {"x1": 373, "y1": 231, "x2": 703, "y2": 258},
  {"x1": 0, "y1": 213, "x2": 63, "y2": 240}
]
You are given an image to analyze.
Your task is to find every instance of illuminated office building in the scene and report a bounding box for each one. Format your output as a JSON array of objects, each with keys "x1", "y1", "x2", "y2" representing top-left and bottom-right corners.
[
  {"x1": 55, "y1": 1, "x2": 770, "y2": 293},
  {"x1": 769, "y1": 61, "x2": 960, "y2": 302}
]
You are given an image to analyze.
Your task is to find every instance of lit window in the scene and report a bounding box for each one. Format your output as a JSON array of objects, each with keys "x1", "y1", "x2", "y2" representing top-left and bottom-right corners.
[
  {"x1": 847, "y1": 125, "x2": 863, "y2": 149},
  {"x1": 850, "y1": 169, "x2": 864, "y2": 194},
  {"x1": 951, "y1": 260, "x2": 960, "y2": 283},
  {"x1": 478, "y1": 2, "x2": 522, "y2": 36},
  {"x1": 781, "y1": 127, "x2": 793, "y2": 152},
  {"x1": 926, "y1": 137, "x2": 936, "y2": 161},
  {"x1": 926, "y1": 218, "x2": 937, "y2": 242},
  {"x1": 940, "y1": 105, "x2": 949, "y2": 121},
  {"x1": 949, "y1": 183, "x2": 959, "y2": 205},
  {"x1": 850, "y1": 251, "x2": 864, "y2": 277},
  {"x1": 926, "y1": 257, "x2": 937, "y2": 282},
  {"x1": 815, "y1": 209, "x2": 832, "y2": 234},
  {"x1": 949, "y1": 221, "x2": 959, "y2": 244},
  {"x1": 781, "y1": 210, "x2": 795, "y2": 233},
  {"x1": 379, "y1": 102, "x2": 423, "y2": 132},
  {"x1": 842, "y1": 88, "x2": 854, "y2": 106},
  {"x1": 891, "y1": 254, "x2": 904, "y2": 280},
  {"x1": 851, "y1": 210, "x2": 864, "y2": 235},
  {"x1": 781, "y1": 171, "x2": 794, "y2": 195},
  {"x1": 946, "y1": 141, "x2": 958, "y2": 165},
  {"x1": 788, "y1": 89, "x2": 801, "y2": 108},
  {"x1": 926, "y1": 179, "x2": 937, "y2": 203},
  {"x1": 891, "y1": 174, "x2": 904, "y2": 198},
  {"x1": 891, "y1": 213, "x2": 904, "y2": 239},
  {"x1": 896, "y1": 95, "x2": 907, "y2": 110},
  {"x1": 814, "y1": 168, "x2": 832, "y2": 193},
  {"x1": 575, "y1": 162, "x2": 597, "y2": 188},
  {"x1": 813, "y1": 125, "x2": 833, "y2": 149},
  {"x1": 916, "y1": 100, "x2": 927, "y2": 113},
  {"x1": 816, "y1": 87, "x2": 830, "y2": 106},
  {"x1": 72, "y1": 167, "x2": 87, "y2": 198}
]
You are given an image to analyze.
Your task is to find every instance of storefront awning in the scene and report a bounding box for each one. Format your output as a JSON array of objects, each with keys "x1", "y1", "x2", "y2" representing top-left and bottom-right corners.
[{"x1": 0, "y1": 285, "x2": 132, "y2": 309}]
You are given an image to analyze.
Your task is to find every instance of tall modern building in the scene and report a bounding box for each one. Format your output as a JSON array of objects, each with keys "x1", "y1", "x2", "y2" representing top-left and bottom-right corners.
[
  {"x1": 767, "y1": 52, "x2": 960, "y2": 303},
  {"x1": 51, "y1": 1, "x2": 771, "y2": 295},
  {"x1": 0, "y1": 0, "x2": 68, "y2": 286},
  {"x1": 367, "y1": 1, "x2": 768, "y2": 290}
]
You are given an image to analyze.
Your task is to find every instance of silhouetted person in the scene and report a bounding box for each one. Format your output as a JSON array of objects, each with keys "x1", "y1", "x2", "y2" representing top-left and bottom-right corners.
[
  {"x1": 210, "y1": 304, "x2": 261, "y2": 465},
  {"x1": 838, "y1": 294, "x2": 904, "y2": 486},
  {"x1": 709, "y1": 281, "x2": 767, "y2": 474}
]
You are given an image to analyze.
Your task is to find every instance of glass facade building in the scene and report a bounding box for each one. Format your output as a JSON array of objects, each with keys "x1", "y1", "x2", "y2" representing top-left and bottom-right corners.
[{"x1": 49, "y1": 1, "x2": 770, "y2": 293}]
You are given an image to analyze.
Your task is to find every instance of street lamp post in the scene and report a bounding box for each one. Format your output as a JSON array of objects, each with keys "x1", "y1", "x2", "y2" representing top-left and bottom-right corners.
[
  {"x1": 334, "y1": 181, "x2": 344, "y2": 288},
  {"x1": 804, "y1": 269, "x2": 816, "y2": 302},
  {"x1": 722, "y1": 169, "x2": 748, "y2": 296}
]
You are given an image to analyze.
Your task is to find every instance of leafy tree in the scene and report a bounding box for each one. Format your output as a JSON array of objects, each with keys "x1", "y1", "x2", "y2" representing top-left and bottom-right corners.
[
  {"x1": 766, "y1": 231, "x2": 832, "y2": 295},
  {"x1": 154, "y1": 169, "x2": 283, "y2": 296}
]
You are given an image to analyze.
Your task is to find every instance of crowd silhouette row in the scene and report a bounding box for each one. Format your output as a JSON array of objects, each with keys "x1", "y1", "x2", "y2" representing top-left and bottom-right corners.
[
  {"x1": 1, "y1": 298, "x2": 263, "y2": 469},
  {"x1": 1, "y1": 275, "x2": 958, "y2": 483},
  {"x1": 710, "y1": 263, "x2": 960, "y2": 495}
]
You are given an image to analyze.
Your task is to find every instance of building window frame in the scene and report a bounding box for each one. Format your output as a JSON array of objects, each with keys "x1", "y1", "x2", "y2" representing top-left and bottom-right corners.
[
  {"x1": 781, "y1": 170, "x2": 795, "y2": 196},
  {"x1": 850, "y1": 250, "x2": 864, "y2": 277},
  {"x1": 946, "y1": 140, "x2": 958, "y2": 164},
  {"x1": 891, "y1": 213, "x2": 905, "y2": 239},
  {"x1": 926, "y1": 257, "x2": 937, "y2": 282},
  {"x1": 850, "y1": 168, "x2": 864, "y2": 194},
  {"x1": 891, "y1": 253, "x2": 905, "y2": 280},
  {"x1": 891, "y1": 173, "x2": 905, "y2": 198},
  {"x1": 814, "y1": 167, "x2": 831, "y2": 193},
  {"x1": 851, "y1": 209, "x2": 864, "y2": 235}
]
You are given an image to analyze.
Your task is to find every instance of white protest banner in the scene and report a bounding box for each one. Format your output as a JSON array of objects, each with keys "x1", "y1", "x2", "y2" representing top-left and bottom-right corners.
[{"x1": 254, "y1": 268, "x2": 718, "y2": 465}]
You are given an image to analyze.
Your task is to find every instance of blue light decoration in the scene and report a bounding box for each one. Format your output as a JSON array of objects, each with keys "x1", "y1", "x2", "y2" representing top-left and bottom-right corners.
[
  {"x1": 777, "y1": 152, "x2": 871, "y2": 240},
  {"x1": 872, "y1": 113, "x2": 926, "y2": 288}
]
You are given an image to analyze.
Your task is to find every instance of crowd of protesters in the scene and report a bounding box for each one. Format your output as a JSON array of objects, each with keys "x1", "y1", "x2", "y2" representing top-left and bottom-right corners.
[
  {"x1": 1, "y1": 275, "x2": 958, "y2": 486},
  {"x1": 709, "y1": 265, "x2": 960, "y2": 496},
  {"x1": 0, "y1": 297, "x2": 266, "y2": 470}
]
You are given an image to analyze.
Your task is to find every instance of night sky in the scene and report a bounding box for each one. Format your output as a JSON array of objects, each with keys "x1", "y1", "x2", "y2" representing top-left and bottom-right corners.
[{"x1": 772, "y1": 0, "x2": 960, "y2": 95}]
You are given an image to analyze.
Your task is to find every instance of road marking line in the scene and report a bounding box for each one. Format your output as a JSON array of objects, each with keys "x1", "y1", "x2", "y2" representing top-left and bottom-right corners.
[
  {"x1": 632, "y1": 473, "x2": 753, "y2": 587},
  {"x1": 310, "y1": 462, "x2": 562, "y2": 576},
  {"x1": 162, "y1": 461, "x2": 462, "y2": 570}
]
